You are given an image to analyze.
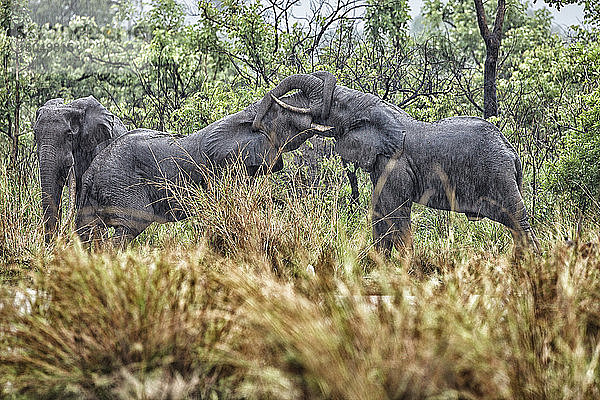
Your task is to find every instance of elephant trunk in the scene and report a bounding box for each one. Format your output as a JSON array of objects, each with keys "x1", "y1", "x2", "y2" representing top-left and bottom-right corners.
[
  {"x1": 252, "y1": 73, "x2": 334, "y2": 131},
  {"x1": 39, "y1": 144, "x2": 69, "y2": 242},
  {"x1": 310, "y1": 71, "x2": 337, "y2": 119}
]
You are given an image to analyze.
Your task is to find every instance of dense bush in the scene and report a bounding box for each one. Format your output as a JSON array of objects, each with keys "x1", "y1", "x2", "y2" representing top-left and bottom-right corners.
[
  {"x1": 548, "y1": 89, "x2": 600, "y2": 211},
  {"x1": 545, "y1": 41, "x2": 600, "y2": 212}
]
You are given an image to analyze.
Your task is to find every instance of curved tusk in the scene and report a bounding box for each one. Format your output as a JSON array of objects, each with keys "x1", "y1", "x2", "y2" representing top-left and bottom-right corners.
[
  {"x1": 271, "y1": 94, "x2": 311, "y2": 114},
  {"x1": 310, "y1": 123, "x2": 334, "y2": 132}
]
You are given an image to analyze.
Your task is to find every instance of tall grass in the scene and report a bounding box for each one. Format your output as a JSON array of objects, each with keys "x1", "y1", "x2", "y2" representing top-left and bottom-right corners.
[
  {"x1": 0, "y1": 157, "x2": 45, "y2": 283},
  {"x1": 1, "y1": 246, "x2": 244, "y2": 399},
  {"x1": 158, "y1": 156, "x2": 373, "y2": 277},
  {"x1": 2, "y1": 241, "x2": 600, "y2": 398},
  {"x1": 2, "y1": 152, "x2": 600, "y2": 399}
]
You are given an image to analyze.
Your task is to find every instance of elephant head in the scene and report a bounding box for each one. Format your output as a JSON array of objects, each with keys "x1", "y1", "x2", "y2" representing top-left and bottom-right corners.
[
  {"x1": 252, "y1": 73, "x2": 407, "y2": 172},
  {"x1": 34, "y1": 96, "x2": 127, "y2": 242},
  {"x1": 198, "y1": 73, "x2": 337, "y2": 177},
  {"x1": 251, "y1": 72, "x2": 337, "y2": 151}
]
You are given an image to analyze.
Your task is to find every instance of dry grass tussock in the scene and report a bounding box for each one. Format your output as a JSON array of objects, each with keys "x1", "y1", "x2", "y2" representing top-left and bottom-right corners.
[
  {"x1": 160, "y1": 159, "x2": 368, "y2": 277},
  {"x1": 2, "y1": 241, "x2": 600, "y2": 399},
  {"x1": 0, "y1": 245, "x2": 244, "y2": 399},
  {"x1": 1, "y1": 160, "x2": 600, "y2": 399}
]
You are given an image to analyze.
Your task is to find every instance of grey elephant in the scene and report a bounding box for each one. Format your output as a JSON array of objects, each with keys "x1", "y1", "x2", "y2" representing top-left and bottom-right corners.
[
  {"x1": 75, "y1": 76, "x2": 335, "y2": 243},
  {"x1": 34, "y1": 96, "x2": 127, "y2": 242},
  {"x1": 252, "y1": 72, "x2": 540, "y2": 254}
]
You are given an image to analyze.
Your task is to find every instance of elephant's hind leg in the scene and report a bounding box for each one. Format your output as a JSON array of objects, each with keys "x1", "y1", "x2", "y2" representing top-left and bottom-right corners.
[
  {"x1": 102, "y1": 192, "x2": 155, "y2": 245},
  {"x1": 75, "y1": 205, "x2": 106, "y2": 248},
  {"x1": 510, "y1": 218, "x2": 541, "y2": 256},
  {"x1": 484, "y1": 183, "x2": 540, "y2": 255},
  {"x1": 110, "y1": 226, "x2": 138, "y2": 249},
  {"x1": 507, "y1": 200, "x2": 540, "y2": 255}
]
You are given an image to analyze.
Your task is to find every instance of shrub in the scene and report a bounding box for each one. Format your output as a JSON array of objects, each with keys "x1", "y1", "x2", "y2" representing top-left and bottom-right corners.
[{"x1": 547, "y1": 88, "x2": 600, "y2": 213}]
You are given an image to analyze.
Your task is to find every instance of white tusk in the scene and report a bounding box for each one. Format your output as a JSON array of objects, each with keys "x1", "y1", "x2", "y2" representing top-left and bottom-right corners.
[
  {"x1": 310, "y1": 123, "x2": 335, "y2": 132},
  {"x1": 271, "y1": 94, "x2": 311, "y2": 114}
]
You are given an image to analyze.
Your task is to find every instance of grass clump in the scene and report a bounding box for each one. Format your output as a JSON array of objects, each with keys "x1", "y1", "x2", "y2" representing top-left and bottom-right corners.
[
  {"x1": 163, "y1": 158, "x2": 370, "y2": 278},
  {"x1": 225, "y1": 243, "x2": 600, "y2": 399},
  {"x1": 0, "y1": 159, "x2": 45, "y2": 282},
  {"x1": 0, "y1": 245, "x2": 242, "y2": 399}
]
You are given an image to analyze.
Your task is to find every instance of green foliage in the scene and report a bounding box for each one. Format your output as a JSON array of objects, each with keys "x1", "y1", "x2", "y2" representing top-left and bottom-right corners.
[
  {"x1": 197, "y1": 0, "x2": 291, "y2": 83},
  {"x1": 543, "y1": 0, "x2": 600, "y2": 26},
  {"x1": 133, "y1": 1, "x2": 209, "y2": 131},
  {"x1": 548, "y1": 88, "x2": 600, "y2": 211},
  {"x1": 0, "y1": 0, "x2": 35, "y2": 157},
  {"x1": 519, "y1": 39, "x2": 600, "y2": 212},
  {"x1": 365, "y1": 0, "x2": 411, "y2": 46},
  {"x1": 416, "y1": 0, "x2": 558, "y2": 118}
]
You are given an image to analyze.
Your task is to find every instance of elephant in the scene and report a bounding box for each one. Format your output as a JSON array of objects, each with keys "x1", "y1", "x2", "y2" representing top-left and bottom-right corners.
[
  {"x1": 251, "y1": 72, "x2": 540, "y2": 254},
  {"x1": 34, "y1": 96, "x2": 128, "y2": 242},
  {"x1": 75, "y1": 75, "x2": 336, "y2": 244}
]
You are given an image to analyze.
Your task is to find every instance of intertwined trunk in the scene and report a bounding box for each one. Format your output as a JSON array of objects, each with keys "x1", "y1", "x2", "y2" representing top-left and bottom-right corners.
[{"x1": 474, "y1": 0, "x2": 505, "y2": 119}]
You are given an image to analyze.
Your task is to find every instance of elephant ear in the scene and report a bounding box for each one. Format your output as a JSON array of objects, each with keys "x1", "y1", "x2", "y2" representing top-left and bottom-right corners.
[
  {"x1": 335, "y1": 130, "x2": 382, "y2": 172},
  {"x1": 69, "y1": 96, "x2": 126, "y2": 151},
  {"x1": 334, "y1": 121, "x2": 405, "y2": 172},
  {"x1": 203, "y1": 113, "x2": 281, "y2": 173}
]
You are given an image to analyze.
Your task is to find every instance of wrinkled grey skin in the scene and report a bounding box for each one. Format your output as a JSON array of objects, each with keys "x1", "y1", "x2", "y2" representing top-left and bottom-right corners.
[
  {"x1": 75, "y1": 85, "x2": 330, "y2": 243},
  {"x1": 34, "y1": 96, "x2": 127, "y2": 242},
  {"x1": 253, "y1": 73, "x2": 540, "y2": 254}
]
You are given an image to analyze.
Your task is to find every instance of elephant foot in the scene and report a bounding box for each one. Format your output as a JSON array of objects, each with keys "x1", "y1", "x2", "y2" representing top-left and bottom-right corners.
[
  {"x1": 511, "y1": 229, "x2": 541, "y2": 258},
  {"x1": 374, "y1": 232, "x2": 413, "y2": 258}
]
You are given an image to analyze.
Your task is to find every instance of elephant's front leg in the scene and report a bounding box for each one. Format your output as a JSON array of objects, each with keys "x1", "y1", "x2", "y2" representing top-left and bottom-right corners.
[{"x1": 370, "y1": 156, "x2": 414, "y2": 254}]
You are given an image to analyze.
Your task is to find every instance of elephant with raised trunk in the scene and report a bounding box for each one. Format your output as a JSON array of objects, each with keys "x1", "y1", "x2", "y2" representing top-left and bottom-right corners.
[
  {"x1": 75, "y1": 75, "x2": 336, "y2": 243},
  {"x1": 252, "y1": 72, "x2": 540, "y2": 254},
  {"x1": 34, "y1": 96, "x2": 127, "y2": 242}
]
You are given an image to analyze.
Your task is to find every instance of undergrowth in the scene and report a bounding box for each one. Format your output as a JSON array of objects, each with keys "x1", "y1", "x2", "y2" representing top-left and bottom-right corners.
[{"x1": 1, "y1": 156, "x2": 600, "y2": 399}]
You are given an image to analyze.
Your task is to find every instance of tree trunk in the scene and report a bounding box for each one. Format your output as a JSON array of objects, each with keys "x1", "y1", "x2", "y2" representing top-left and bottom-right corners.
[
  {"x1": 1, "y1": 0, "x2": 12, "y2": 156},
  {"x1": 483, "y1": 39, "x2": 500, "y2": 119},
  {"x1": 474, "y1": 0, "x2": 505, "y2": 119},
  {"x1": 2, "y1": 0, "x2": 22, "y2": 169}
]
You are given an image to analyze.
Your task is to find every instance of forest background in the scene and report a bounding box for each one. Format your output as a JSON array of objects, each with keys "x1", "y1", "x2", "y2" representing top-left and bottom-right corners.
[{"x1": 3, "y1": 0, "x2": 600, "y2": 398}]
